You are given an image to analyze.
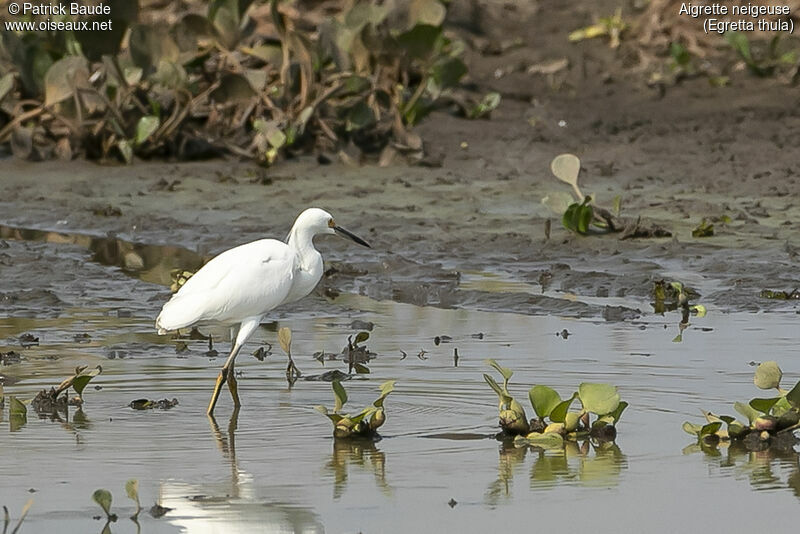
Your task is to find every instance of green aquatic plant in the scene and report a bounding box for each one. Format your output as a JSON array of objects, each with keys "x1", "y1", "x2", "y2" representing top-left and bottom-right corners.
[
  {"x1": 0, "y1": 0, "x2": 475, "y2": 164},
  {"x1": 683, "y1": 361, "x2": 800, "y2": 450},
  {"x1": 483, "y1": 359, "x2": 529, "y2": 435},
  {"x1": 483, "y1": 360, "x2": 627, "y2": 444},
  {"x1": 315, "y1": 380, "x2": 395, "y2": 439},
  {"x1": 544, "y1": 154, "x2": 670, "y2": 238},
  {"x1": 517, "y1": 382, "x2": 627, "y2": 447},
  {"x1": 92, "y1": 489, "x2": 117, "y2": 523}
]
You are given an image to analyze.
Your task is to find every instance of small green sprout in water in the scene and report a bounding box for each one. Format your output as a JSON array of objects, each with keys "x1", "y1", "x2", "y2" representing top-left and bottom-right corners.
[
  {"x1": 278, "y1": 327, "x2": 301, "y2": 384},
  {"x1": 315, "y1": 380, "x2": 396, "y2": 439},
  {"x1": 683, "y1": 361, "x2": 800, "y2": 451},
  {"x1": 3, "y1": 499, "x2": 33, "y2": 534},
  {"x1": 483, "y1": 359, "x2": 529, "y2": 435},
  {"x1": 92, "y1": 489, "x2": 117, "y2": 523},
  {"x1": 483, "y1": 360, "x2": 627, "y2": 444},
  {"x1": 125, "y1": 479, "x2": 141, "y2": 520}
]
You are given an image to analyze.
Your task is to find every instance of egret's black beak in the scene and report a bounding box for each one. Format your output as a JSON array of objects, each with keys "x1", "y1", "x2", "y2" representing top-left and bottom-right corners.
[{"x1": 334, "y1": 225, "x2": 371, "y2": 248}]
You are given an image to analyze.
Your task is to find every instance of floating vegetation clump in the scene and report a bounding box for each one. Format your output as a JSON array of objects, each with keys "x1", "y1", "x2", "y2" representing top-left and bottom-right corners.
[
  {"x1": 129, "y1": 398, "x2": 179, "y2": 410},
  {"x1": 543, "y1": 153, "x2": 671, "y2": 239},
  {"x1": 484, "y1": 359, "x2": 627, "y2": 447},
  {"x1": 652, "y1": 280, "x2": 707, "y2": 342},
  {"x1": 683, "y1": 361, "x2": 800, "y2": 452},
  {"x1": 0, "y1": 0, "x2": 486, "y2": 164},
  {"x1": 315, "y1": 380, "x2": 395, "y2": 439}
]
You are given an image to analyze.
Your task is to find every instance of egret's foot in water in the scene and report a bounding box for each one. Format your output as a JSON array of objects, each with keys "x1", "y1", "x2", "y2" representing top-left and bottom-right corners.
[{"x1": 226, "y1": 365, "x2": 241, "y2": 408}]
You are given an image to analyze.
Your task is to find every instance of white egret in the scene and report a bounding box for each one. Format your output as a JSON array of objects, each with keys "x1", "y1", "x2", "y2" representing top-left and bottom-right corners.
[{"x1": 155, "y1": 207, "x2": 371, "y2": 414}]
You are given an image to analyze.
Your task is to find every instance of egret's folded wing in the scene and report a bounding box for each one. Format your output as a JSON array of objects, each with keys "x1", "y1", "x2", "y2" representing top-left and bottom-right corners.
[{"x1": 156, "y1": 239, "x2": 296, "y2": 331}]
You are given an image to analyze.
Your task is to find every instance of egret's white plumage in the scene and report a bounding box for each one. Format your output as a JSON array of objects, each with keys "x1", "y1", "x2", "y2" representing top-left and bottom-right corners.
[{"x1": 155, "y1": 207, "x2": 370, "y2": 414}]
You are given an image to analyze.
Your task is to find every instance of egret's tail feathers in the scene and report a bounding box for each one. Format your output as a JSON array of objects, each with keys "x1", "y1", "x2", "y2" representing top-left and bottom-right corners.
[{"x1": 155, "y1": 294, "x2": 207, "y2": 333}]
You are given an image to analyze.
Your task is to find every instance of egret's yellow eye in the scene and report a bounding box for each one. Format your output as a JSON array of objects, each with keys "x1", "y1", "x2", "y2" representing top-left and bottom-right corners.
[{"x1": 328, "y1": 218, "x2": 336, "y2": 228}]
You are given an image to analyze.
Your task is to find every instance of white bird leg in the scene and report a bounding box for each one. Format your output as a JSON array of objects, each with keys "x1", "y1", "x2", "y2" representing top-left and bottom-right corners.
[{"x1": 207, "y1": 316, "x2": 262, "y2": 415}]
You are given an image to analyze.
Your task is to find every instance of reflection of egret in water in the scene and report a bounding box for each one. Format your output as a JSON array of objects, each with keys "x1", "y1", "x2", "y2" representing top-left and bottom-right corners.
[
  {"x1": 159, "y1": 409, "x2": 324, "y2": 534},
  {"x1": 486, "y1": 440, "x2": 627, "y2": 504},
  {"x1": 325, "y1": 438, "x2": 391, "y2": 500},
  {"x1": 692, "y1": 440, "x2": 800, "y2": 499}
]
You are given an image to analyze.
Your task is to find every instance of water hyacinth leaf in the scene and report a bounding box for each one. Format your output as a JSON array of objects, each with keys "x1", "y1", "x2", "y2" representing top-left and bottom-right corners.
[
  {"x1": 541, "y1": 191, "x2": 575, "y2": 216},
  {"x1": 718, "y1": 415, "x2": 736, "y2": 424},
  {"x1": 483, "y1": 373, "x2": 504, "y2": 398},
  {"x1": 749, "y1": 397, "x2": 782, "y2": 414},
  {"x1": 607, "y1": 400, "x2": 628, "y2": 423},
  {"x1": 529, "y1": 385, "x2": 562, "y2": 420},
  {"x1": 525, "y1": 431, "x2": 564, "y2": 449},
  {"x1": 344, "y1": 2, "x2": 389, "y2": 30},
  {"x1": 125, "y1": 479, "x2": 141, "y2": 516},
  {"x1": 754, "y1": 361, "x2": 782, "y2": 390},
  {"x1": 485, "y1": 359, "x2": 513, "y2": 383},
  {"x1": 135, "y1": 116, "x2": 160, "y2": 145},
  {"x1": 578, "y1": 383, "x2": 620, "y2": 415},
  {"x1": 397, "y1": 24, "x2": 443, "y2": 60},
  {"x1": 353, "y1": 363, "x2": 370, "y2": 374},
  {"x1": 211, "y1": 73, "x2": 256, "y2": 103},
  {"x1": 785, "y1": 380, "x2": 800, "y2": 408},
  {"x1": 72, "y1": 365, "x2": 102, "y2": 397},
  {"x1": 315, "y1": 405, "x2": 344, "y2": 424},
  {"x1": 691, "y1": 304, "x2": 707, "y2": 318},
  {"x1": 278, "y1": 327, "x2": 291, "y2": 355},
  {"x1": 172, "y1": 13, "x2": 216, "y2": 52},
  {"x1": 345, "y1": 101, "x2": 375, "y2": 132},
  {"x1": 700, "y1": 422, "x2": 722, "y2": 437},
  {"x1": 129, "y1": 23, "x2": 180, "y2": 73},
  {"x1": 44, "y1": 56, "x2": 90, "y2": 106},
  {"x1": 332, "y1": 381, "x2": 347, "y2": 413},
  {"x1": 9, "y1": 396, "x2": 27, "y2": 416},
  {"x1": 118, "y1": 139, "x2": 133, "y2": 164},
  {"x1": 549, "y1": 393, "x2": 576, "y2": 423},
  {"x1": 430, "y1": 57, "x2": 467, "y2": 91},
  {"x1": 409, "y1": 0, "x2": 446, "y2": 27},
  {"x1": 243, "y1": 69, "x2": 267, "y2": 92},
  {"x1": 354, "y1": 331, "x2": 369, "y2": 345},
  {"x1": 92, "y1": 489, "x2": 113, "y2": 517},
  {"x1": 373, "y1": 380, "x2": 395, "y2": 408},
  {"x1": 734, "y1": 401, "x2": 760, "y2": 424},
  {"x1": 702, "y1": 410, "x2": 723, "y2": 424},
  {"x1": 550, "y1": 153, "x2": 582, "y2": 198}
]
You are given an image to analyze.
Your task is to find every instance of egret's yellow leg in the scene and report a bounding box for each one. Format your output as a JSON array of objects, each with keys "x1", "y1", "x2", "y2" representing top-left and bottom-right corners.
[
  {"x1": 226, "y1": 364, "x2": 241, "y2": 408},
  {"x1": 207, "y1": 316, "x2": 262, "y2": 415}
]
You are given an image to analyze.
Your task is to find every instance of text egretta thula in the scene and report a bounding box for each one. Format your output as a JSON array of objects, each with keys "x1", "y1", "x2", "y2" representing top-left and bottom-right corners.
[{"x1": 155, "y1": 207, "x2": 370, "y2": 414}]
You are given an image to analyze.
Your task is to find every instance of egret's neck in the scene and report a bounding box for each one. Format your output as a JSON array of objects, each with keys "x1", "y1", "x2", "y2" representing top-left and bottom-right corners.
[{"x1": 287, "y1": 226, "x2": 320, "y2": 268}]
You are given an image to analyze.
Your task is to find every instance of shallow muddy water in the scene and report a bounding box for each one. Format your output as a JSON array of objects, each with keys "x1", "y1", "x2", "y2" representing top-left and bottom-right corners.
[{"x1": 2, "y1": 226, "x2": 800, "y2": 533}]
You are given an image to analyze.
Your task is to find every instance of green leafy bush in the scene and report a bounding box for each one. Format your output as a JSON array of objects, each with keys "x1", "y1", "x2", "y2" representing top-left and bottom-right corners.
[{"x1": 0, "y1": 0, "x2": 482, "y2": 164}]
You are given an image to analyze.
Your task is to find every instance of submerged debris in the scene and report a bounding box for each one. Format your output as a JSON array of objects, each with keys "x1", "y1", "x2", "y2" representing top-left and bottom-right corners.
[
  {"x1": 18, "y1": 333, "x2": 39, "y2": 347},
  {"x1": 129, "y1": 398, "x2": 179, "y2": 410},
  {"x1": 252, "y1": 343, "x2": 272, "y2": 361},
  {"x1": 1, "y1": 351, "x2": 22, "y2": 365},
  {"x1": 759, "y1": 289, "x2": 800, "y2": 300},
  {"x1": 149, "y1": 503, "x2": 173, "y2": 519}
]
